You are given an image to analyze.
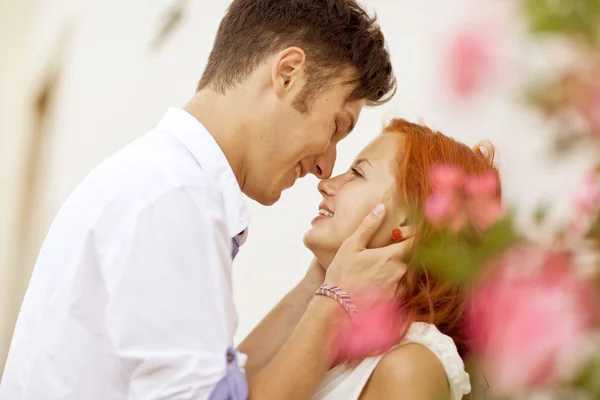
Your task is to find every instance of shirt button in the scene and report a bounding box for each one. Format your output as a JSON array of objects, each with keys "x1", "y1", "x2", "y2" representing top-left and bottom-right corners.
[{"x1": 227, "y1": 352, "x2": 234, "y2": 363}]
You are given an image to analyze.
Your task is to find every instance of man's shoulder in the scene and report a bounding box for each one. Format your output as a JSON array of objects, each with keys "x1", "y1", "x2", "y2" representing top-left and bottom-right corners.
[
  {"x1": 85, "y1": 132, "x2": 213, "y2": 199},
  {"x1": 63, "y1": 133, "x2": 223, "y2": 233},
  {"x1": 102, "y1": 131, "x2": 203, "y2": 184}
]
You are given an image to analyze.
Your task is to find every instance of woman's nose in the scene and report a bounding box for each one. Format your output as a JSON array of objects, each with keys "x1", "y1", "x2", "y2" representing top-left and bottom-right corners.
[{"x1": 318, "y1": 174, "x2": 342, "y2": 197}]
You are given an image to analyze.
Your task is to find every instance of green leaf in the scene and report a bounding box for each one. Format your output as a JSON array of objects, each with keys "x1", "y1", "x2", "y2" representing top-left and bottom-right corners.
[
  {"x1": 481, "y1": 214, "x2": 518, "y2": 257},
  {"x1": 524, "y1": 0, "x2": 600, "y2": 43},
  {"x1": 585, "y1": 213, "x2": 600, "y2": 241},
  {"x1": 414, "y1": 233, "x2": 481, "y2": 285},
  {"x1": 571, "y1": 356, "x2": 600, "y2": 394}
]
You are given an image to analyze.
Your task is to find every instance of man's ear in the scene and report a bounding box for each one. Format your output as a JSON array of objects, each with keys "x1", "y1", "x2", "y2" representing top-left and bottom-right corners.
[{"x1": 270, "y1": 47, "x2": 307, "y2": 99}]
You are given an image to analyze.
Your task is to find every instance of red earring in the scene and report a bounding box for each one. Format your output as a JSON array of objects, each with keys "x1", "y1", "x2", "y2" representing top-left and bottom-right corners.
[{"x1": 391, "y1": 228, "x2": 403, "y2": 242}]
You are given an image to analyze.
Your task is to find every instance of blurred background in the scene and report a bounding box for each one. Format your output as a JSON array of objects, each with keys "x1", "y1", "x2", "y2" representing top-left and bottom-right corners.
[{"x1": 0, "y1": 0, "x2": 590, "y2": 382}]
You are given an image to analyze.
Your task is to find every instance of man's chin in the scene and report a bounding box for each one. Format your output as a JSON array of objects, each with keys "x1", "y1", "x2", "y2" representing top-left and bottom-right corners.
[
  {"x1": 248, "y1": 188, "x2": 282, "y2": 206},
  {"x1": 259, "y1": 196, "x2": 280, "y2": 206},
  {"x1": 256, "y1": 175, "x2": 299, "y2": 205}
]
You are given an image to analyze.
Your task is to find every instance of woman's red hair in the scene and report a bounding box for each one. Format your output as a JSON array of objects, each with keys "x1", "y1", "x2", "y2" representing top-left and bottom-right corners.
[{"x1": 386, "y1": 118, "x2": 500, "y2": 357}]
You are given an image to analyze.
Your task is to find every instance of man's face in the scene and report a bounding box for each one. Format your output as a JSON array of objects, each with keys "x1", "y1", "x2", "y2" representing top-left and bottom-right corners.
[{"x1": 246, "y1": 70, "x2": 365, "y2": 206}]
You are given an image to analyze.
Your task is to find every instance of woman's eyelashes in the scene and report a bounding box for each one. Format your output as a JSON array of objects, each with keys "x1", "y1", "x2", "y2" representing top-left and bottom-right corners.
[{"x1": 350, "y1": 167, "x2": 364, "y2": 179}]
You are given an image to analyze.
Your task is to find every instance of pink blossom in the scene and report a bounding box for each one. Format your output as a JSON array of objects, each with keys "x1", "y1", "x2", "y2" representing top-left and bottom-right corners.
[
  {"x1": 447, "y1": 29, "x2": 492, "y2": 98},
  {"x1": 429, "y1": 164, "x2": 465, "y2": 193},
  {"x1": 425, "y1": 164, "x2": 505, "y2": 231},
  {"x1": 334, "y1": 293, "x2": 407, "y2": 362},
  {"x1": 464, "y1": 171, "x2": 499, "y2": 199},
  {"x1": 425, "y1": 192, "x2": 460, "y2": 225},
  {"x1": 463, "y1": 170, "x2": 504, "y2": 230},
  {"x1": 448, "y1": 210, "x2": 469, "y2": 233},
  {"x1": 568, "y1": 218, "x2": 588, "y2": 237},
  {"x1": 467, "y1": 199, "x2": 506, "y2": 231},
  {"x1": 572, "y1": 168, "x2": 600, "y2": 216},
  {"x1": 467, "y1": 247, "x2": 594, "y2": 394},
  {"x1": 574, "y1": 81, "x2": 600, "y2": 139}
]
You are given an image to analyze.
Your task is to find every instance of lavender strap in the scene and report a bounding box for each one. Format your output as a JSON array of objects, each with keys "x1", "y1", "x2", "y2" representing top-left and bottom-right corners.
[
  {"x1": 231, "y1": 238, "x2": 239, "y2": 260},
  {"x1": 207, "y1": 239, "x2": 248, "y2": 399},
  {"x1": 207, "y1": 348, "x2": 248, "y2": 399}
]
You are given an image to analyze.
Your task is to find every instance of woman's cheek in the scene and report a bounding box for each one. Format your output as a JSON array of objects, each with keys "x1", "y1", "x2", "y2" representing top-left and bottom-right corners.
[
  {"x1": 336, "y1": 192, "x2": 382, "y2": 242},
  {"x1": 368, "y1": 229, "x2": 391, "y2": 249},
  {"x1": 366, "y1": 214, "x2": 396, "y2": 249},
  {"x1": 332, "y1": 219, "x2": 353, "y2": 247}
]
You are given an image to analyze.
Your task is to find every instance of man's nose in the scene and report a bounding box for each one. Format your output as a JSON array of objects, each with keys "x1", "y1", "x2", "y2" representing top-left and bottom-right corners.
[{"x1": 311, "y1": 144, "x2": 337, "y2": 179}]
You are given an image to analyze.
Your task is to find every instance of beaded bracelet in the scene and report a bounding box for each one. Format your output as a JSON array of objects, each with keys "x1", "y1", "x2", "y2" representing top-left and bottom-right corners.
[{"x1": 315, "y1": 283, "x2": 359, "y2": 323}]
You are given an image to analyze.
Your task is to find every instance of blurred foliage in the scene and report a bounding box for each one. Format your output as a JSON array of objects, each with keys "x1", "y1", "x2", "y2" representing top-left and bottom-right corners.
[
  {"x1": 525, "y1": 0, "x2": 600, "y2": 43},
  {"x1": 413, "y1": 215, "x2": 518, "y2": 286},
  {"x1": 423, "y1": 0, "x2": 600, "y2": 397}
]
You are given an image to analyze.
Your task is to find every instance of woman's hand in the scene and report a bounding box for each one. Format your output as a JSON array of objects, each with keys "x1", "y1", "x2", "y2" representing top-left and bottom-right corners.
[{"x1": 324, "y1": 204, "x2": 412, "y2": 299}]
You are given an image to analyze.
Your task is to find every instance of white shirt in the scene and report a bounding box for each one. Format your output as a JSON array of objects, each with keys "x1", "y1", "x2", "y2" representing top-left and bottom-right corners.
[{"x1": 0, "y1": 108, "x2": 251, "y2": 400}]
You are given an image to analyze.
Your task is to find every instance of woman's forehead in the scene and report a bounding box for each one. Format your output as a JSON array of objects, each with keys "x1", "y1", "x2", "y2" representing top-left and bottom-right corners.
[{"x1": 355, "y1": 132, "x2": 403, "y2": 163}]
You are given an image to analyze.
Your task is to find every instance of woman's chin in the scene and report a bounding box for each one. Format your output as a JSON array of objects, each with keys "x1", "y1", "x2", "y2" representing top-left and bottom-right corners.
[
  {"x1": 303, "y1": 228, "x2": 323, "y2": 249},
  {"x1": 303, "y1": 232, "x2": 336, "y2": 270},
  {"x1": 302, "y1": 230, "x2": 314, "y2": 249}
]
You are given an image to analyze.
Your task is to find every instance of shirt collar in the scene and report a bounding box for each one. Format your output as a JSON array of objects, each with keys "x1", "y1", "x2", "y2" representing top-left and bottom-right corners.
[{"x1": 157, "y1": 107, "x2": 250, "y2": 244}]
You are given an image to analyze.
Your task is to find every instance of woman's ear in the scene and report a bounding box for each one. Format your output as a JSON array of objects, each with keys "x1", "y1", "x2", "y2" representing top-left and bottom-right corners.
[
  {"x1": 382, "y1": 193, "x2": 416, "y2": 244},
  {"x1": 391, "y1": 224, "x2": 416, "y2": 244}
]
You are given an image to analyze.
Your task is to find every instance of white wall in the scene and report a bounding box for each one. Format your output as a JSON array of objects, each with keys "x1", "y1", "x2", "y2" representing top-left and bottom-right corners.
[
  {"x1": 1, "y1": 0, "x2": 585, "y2": 371},
  {"x1": 0, "y1": 0, "x2": 40, "y2": 374}
]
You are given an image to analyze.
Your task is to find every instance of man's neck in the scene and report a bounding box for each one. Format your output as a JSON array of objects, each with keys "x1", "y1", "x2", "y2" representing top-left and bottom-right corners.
[{"x1": 184, "y1": 90, "x2": 250, "y2": 190}]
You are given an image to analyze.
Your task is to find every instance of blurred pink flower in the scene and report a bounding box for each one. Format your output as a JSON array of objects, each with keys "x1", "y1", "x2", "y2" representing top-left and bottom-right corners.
[
  {"x1": 468, "y1": 247, "x2": 594, "y2": 394},
  {"x1": 425, "y1": 164, "x2": 505, "y2": 231},
  {"x1": 447, "y1": 28, "x2": 492, "y2": 98},
  {"x1": 464, "y1": 171, "x2": 499, "y2": 199},
  {"x1": 463, "y1": 171, "x2": 504, "y2": 230},
  {"x1": 425, "y1": 192, "x2": 461, "y2": 226},
  {"x1": 335, "y1": 293, "x2": 407, "y2": 361},
  {"x1": 572, "y1": 168, "x2": 600, "y2": 216},
  {"x1": 467, "y1": 200, "x2": 506, "y2": 231},
  {"x1": 574, "y1": 81, "x2": 600, "y2": 139},
  {"x1": 429, "y1": 164, "x2": 464, "y2": 193},
  {"x1": 449, "y1": 210, "x2": 469, "y2": 233}
]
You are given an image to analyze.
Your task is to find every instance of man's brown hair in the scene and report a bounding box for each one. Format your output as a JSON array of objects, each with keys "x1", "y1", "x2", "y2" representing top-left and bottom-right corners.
[{"x1": 197, "y1": 0, "x2": 396, "y2": 112}]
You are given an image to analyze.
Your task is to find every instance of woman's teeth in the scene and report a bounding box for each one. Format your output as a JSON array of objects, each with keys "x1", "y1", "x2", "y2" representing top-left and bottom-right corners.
[
  {"x1": 318, "y1": 209, "x2": 334, "y2": 217},
  {"x1": 295, "y1": 164, "x2": 302, "y2": 179}
]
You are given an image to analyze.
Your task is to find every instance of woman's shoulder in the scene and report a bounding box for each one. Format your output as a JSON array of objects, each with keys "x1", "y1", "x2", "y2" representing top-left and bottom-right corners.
[
  {"x1": 360, "y1": 322, "x2": 471, "y2": 400},
  {"x1": 360, "y1": 342, "x2": 449, "y2": 400}
]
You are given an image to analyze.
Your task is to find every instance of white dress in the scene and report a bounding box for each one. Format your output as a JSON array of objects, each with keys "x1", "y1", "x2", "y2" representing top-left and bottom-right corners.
[{"x1": 312, "y1": 322, "x2": 472, "y2": 400}]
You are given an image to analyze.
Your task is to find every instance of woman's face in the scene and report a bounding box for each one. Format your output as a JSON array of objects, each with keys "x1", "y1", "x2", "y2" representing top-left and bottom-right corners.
[{"x1": 303, "y1": 132, "x2": 408, "y2": 267}]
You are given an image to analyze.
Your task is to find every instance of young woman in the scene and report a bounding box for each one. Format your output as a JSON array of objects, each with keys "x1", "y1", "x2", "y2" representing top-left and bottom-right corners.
[{"x1": 240, "y1": 118, "x2": 499, "y2": 399}]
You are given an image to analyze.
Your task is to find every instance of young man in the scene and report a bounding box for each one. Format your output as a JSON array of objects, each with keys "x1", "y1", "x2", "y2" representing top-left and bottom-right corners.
[{"x1": 1, "y1": 1, "x2": 404, "y2": 399}]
